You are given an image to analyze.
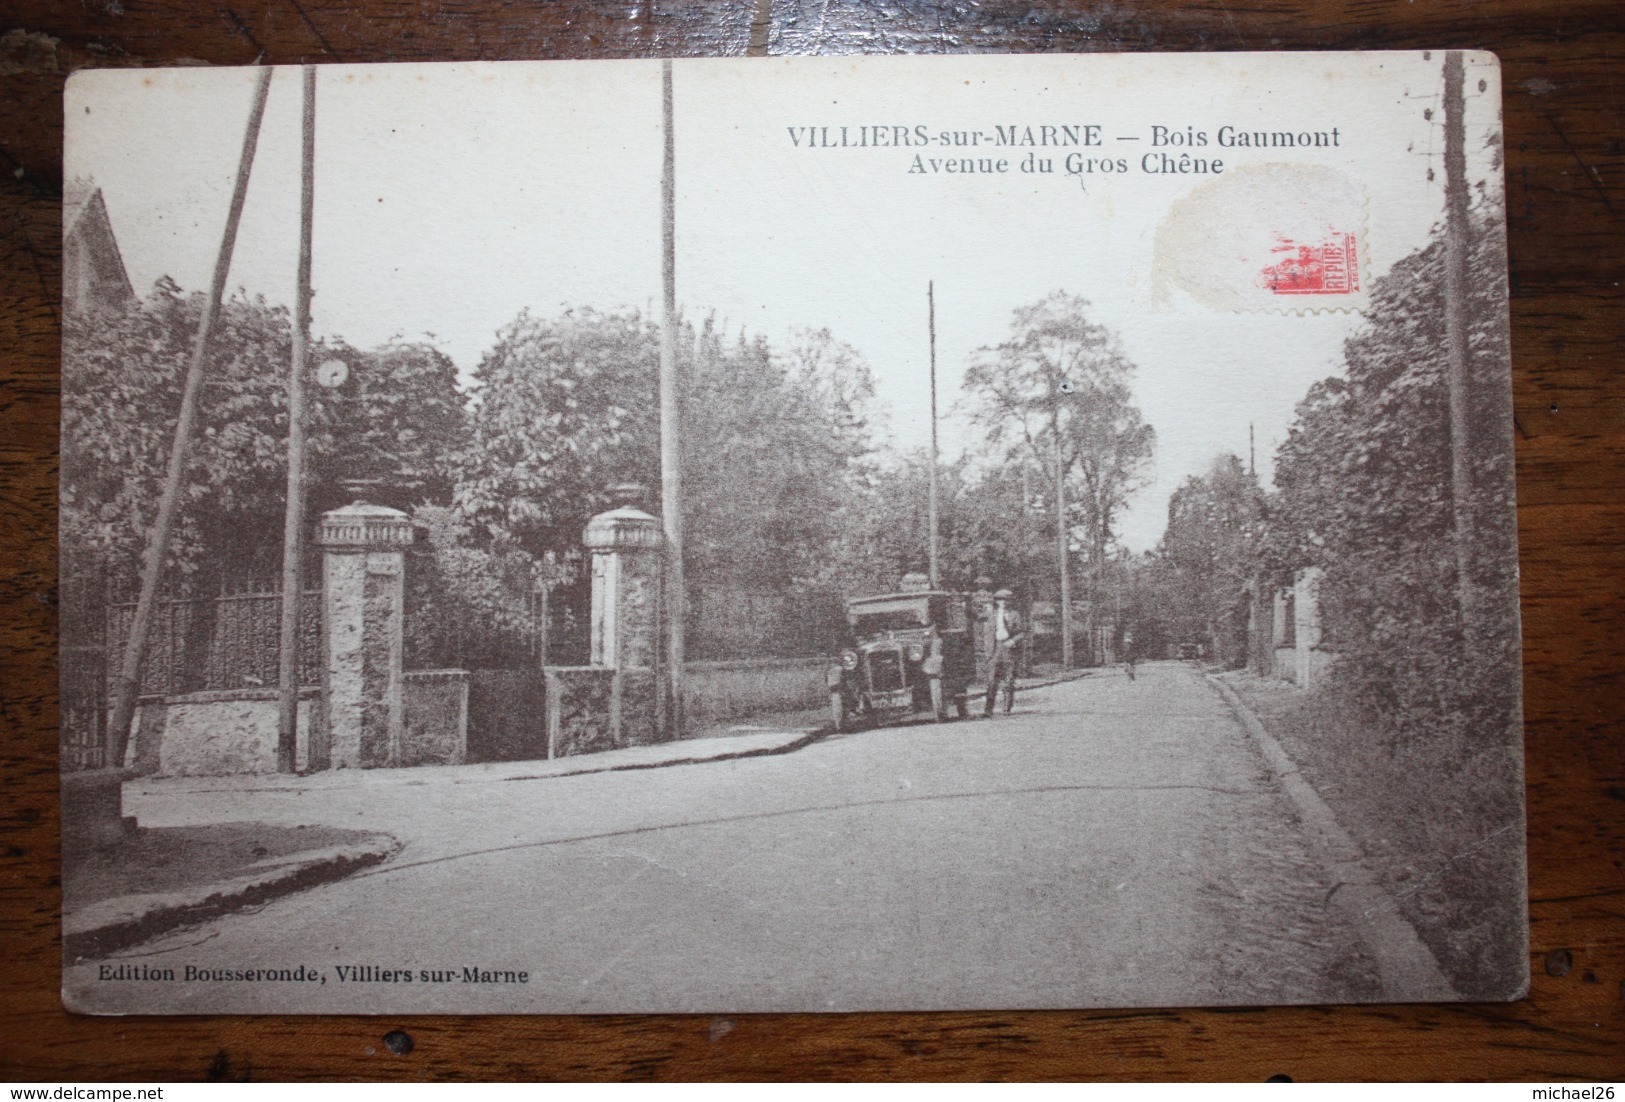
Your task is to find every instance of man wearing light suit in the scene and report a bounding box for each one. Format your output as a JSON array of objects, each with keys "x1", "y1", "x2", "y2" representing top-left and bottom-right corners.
[{"x1": 984, "y1": 588, "x2": 1024, "y2": 717}]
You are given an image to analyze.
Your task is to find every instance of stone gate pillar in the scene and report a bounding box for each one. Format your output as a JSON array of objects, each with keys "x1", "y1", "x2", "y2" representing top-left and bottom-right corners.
[
  {"x1": 315, "y1": 501, "x2": 414, "y2": 769},
  {"x1": 584, "y1": 488, "x2": 664, "y2": 671},
  {"x1": 972, "y1": 576, "x2": 994, "y2": 685},
  {"x1": 540, "y1": 486, "x2": 665, "y2": 758}
]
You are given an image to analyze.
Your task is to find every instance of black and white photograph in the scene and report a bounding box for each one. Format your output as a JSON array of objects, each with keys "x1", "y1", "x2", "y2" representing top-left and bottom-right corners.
[{"x1": 59, "y1": 52, "x2": 1525, "y2": 1014}]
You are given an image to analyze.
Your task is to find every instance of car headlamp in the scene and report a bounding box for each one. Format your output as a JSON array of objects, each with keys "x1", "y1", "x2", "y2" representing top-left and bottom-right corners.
[
  {"x1": 906, "y1": 642, "x2": 925, "y2": 662},
  {"x1": 841, "y1": 649, "x2": 859, "y2": 670}
]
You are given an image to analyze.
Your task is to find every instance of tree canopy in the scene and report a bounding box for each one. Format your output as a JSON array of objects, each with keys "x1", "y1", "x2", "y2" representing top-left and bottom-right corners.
[
  {"x1": 447, "y1": 309, "x2": 883, "y2": 656},
  {"x1": 962, "y1": 292, "x2": 1154, "y2": 574},
  {"x1": 832, "y1": 453, "x2": 1056, "y2": 597},
  {"x1": 61, "y1": 278, "x2": 468, "y2": 593},
  {"x1": 1268, "y1": 199, "x2": 1519, "y2": 739},
  {"x1": 454, "y1": 307, "x2": 660, "y2": 559},
  {"x1": 1156, "y1": 453, "x2": 1265, "y2": 666}
]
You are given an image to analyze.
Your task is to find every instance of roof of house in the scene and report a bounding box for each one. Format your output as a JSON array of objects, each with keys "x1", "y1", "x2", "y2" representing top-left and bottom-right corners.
[{"x1": 63, "y1": 177, "x2": 134, "y2": 311}]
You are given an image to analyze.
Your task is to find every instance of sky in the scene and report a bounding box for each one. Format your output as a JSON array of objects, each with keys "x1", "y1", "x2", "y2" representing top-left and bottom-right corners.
[{"x1": 66, "y1": 53, "x2": 1503, "y2": 551}]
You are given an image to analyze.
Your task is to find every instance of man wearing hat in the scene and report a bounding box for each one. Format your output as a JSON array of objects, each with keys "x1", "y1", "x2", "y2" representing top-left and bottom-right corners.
[{"x1": 984, "y1": 588, "x2": 1024, "y2": 717}]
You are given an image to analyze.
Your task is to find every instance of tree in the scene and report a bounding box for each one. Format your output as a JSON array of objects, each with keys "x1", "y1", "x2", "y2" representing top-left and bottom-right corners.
[
  {"x1": 403, "y1": 503, "x2": 565, "y2": 671},
  {"x1": 62, "y1": 278, "x2": 295, "y2": 590},
  {"x1": 948, "y1": 461, "x2": 1055, "y2": 594},
  {"x1": 683, "y1": 324, "x2": 877, "y2": 593},
  {"x1": 1121, "y1": 549, "x2": 1187, "y2": 660},
  {"x1": 453, "y1": 308, "x2": 883, "y2": 658},
  {"x1": 319, "y1": 338, "x2": 467, "y2": 516},
  {"x1": 1268, "y1": 192, "x2": 1518, "y2": 743},
  {"x1": 455, "y1": 307, "x2": 661, "y2": 559},
  {"x1": 962, "y1": 292, "x2": 1155, "y2": 637},
  {"x1": 830, "y1": 450, "x2": 961, "y2": 592},
  {"x1": 61, "y1": 279, "x2": 468, "y2": 599},
  {"x1": 1157, "y1": 453, "x2": 1265, "y2": 667}
]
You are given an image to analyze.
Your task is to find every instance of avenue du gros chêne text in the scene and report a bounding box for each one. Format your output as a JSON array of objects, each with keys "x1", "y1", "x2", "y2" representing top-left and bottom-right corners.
[{"x1": 785, "y1": 122, "x2": 1344, "y2": 176}]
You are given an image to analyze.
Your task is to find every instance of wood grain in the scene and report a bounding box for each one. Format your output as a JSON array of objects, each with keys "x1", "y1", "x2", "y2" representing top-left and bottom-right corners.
[{"x1": 3, "y1": 0, "x2": 1621, "y2": 1082}]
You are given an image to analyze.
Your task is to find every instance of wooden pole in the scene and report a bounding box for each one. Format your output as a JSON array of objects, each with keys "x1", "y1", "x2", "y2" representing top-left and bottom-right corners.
[
  {"x1": 1442, "y1": 50, "x2": 1477, "y2": 633},
  {"x1": 1020, "y1": 463, "x2": 1034, "y2": 676},
  {"x1": 1055, "y1": 392, "x2": 1073, "y2": 669},
  {"x1": 107, "y1": 67, "x2": 273, "y2": 762},
  {"x1": 277, "y1": 65, "x2": 317, "y2": 774},
  {"x1": 927, "y1": 281, "x2": 940, "y2": 590},
  {"x1": 660, "y1": 60, "x2": 685, "y2": 737}
]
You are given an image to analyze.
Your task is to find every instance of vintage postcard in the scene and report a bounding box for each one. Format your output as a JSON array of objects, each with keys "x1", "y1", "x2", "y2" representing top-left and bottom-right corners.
[{"x1": 60, "y1": 52, "x2": 1524, "y2": 1014}]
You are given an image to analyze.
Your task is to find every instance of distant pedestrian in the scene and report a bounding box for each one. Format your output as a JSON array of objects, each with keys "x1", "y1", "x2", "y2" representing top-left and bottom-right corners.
[
  {"x1": 984, "y1": 588, "x2": 1024, "y2": 716},
  {"x1": 1122, "y1": 628, "x2": 1137, "y2": 681}
]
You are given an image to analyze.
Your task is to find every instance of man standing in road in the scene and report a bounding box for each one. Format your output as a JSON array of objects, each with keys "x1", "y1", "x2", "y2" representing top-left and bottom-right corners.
[{"x1": 985, "y1": 588, "x2": 1024, "y2": 717}]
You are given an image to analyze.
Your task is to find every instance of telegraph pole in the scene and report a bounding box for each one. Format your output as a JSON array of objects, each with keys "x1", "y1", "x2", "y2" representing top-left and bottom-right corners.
[
  {"x1": 276, "y1": 65, "x2": 317, "y2": 774},
  {"x1": 659, "y1": 60, "x2": 685, "y2": 736},
  {"x1": 1020, "y1": 463, "x2": 1035, "y2": 673},
  {"x1": 108, "y1": 68, "x2": 274, "y2": 763},
  {"x1": 1442, "y1": 50, "x2": 1477, "y2": 632},
  {"x1": 927, "y1": 281, "x2": 940, "y2": 590},
  {"x1": 1054, "y1": 388, "x2": 1073, "y2": 669}
]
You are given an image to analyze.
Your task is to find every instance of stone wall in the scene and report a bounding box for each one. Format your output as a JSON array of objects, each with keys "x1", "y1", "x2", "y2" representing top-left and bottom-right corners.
[
  {"x1": 400, "y1": 670, "x2": 469, "y2": 767},
  {"x1": 1273, "y1": 645, "x2": 1300, "y2": 684},
  {"x1": 134, "y1": 676, "x2": 469, "y2": 776},
  {"x1": 130, "y1": 658, "x2": 828, "y2": 773},
  {"x1": 134, "y1": 688, "x2": 321, "y2": 777},
  {"x1": 543, "y1": 667, "x2": 659, "y2": 758},
  {"x1": 683, "y1": 657, "x2": 827, "y2": 734},
  {"x1": 1262, "y1": 568, "x2": 1336, "y2": 689},
  {"x1": 125, "y1": 657, "x2": 830, "y2": 773}
]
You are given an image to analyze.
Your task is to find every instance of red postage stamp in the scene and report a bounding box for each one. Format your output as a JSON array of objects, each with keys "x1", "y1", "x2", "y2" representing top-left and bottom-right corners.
[{"x1": 1259, "y1": 233, "x2": 1361, "y2": 296}]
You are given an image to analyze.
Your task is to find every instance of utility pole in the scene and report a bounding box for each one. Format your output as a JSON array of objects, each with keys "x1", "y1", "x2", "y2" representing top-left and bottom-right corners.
[
  {"x1": 659, "y1": 60, "x2": 685, "y2": 737},
  {"x1": 1442, "y1": 50, "x2": 1477, "y2": 634},
  {"x1": 108, "y1": 68, "x2": 273, "y2": 763},
  {"x1": 927, "y1": 281, "x2": 940, "y2": 590},
  {"x1": 1020, "y1": 462, "x2": 1035, "y2": 675},
  {"x1": 276, "y1": 64, "x2": 317, "y2": 774},
  {"x1": 1054, "y1": 388, "x2": 1073, "y2": 669}
]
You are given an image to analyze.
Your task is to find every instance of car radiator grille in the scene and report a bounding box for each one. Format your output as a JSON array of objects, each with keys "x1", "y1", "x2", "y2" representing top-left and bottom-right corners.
[{"x1": 866, "y1": 649, "x2": 904, "y2": 692}]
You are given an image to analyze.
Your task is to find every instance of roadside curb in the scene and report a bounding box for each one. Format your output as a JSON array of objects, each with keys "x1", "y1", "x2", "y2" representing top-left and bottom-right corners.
[
  {"x1": 93, "y1": 730, "x2": 826, "y2": 957},
  {"x1": 1019, "y1": 669, "x2": 1095, "y2": 691},
  {"x1": 495, "y1": 727, "x2": 828, "y2": 782},
  {"x1": 124, "y1": 728, "x2": 825, "y2": 802},
  {"x1": 63, "y1": 833, "x2": 400, "y2": 962},
  {"x1": 122, "y1": 679, "x2": 1092, "y2": 805},
  {"x1": 970, "y1": 668, "x2": 1094, "y2": 697},
  {"x1": 1205, "y1": 674, "x2": 1460, "y2": 1000}
]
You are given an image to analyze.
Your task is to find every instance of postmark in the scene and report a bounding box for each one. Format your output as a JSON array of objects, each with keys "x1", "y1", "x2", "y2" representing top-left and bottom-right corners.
[{"x1": 1259, "y1": 232, "x2": 1361, "y2": 296}]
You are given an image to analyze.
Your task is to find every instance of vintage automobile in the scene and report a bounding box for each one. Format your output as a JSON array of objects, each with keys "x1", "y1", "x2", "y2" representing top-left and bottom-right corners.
[{"x1": 827, "y1": 590, "x2": 978, "y2": 731}]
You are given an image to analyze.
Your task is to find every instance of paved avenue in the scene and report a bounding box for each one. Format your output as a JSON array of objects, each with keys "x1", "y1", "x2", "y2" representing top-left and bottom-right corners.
[{"x1": 71, "y1": 662, "x2": 1393, "y2": 1014}]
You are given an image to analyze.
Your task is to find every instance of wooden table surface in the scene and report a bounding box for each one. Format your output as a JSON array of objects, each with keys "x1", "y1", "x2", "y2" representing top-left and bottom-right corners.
[{"x1": 2, "y1": 0, "x2": 1620, "y2": 1083}]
